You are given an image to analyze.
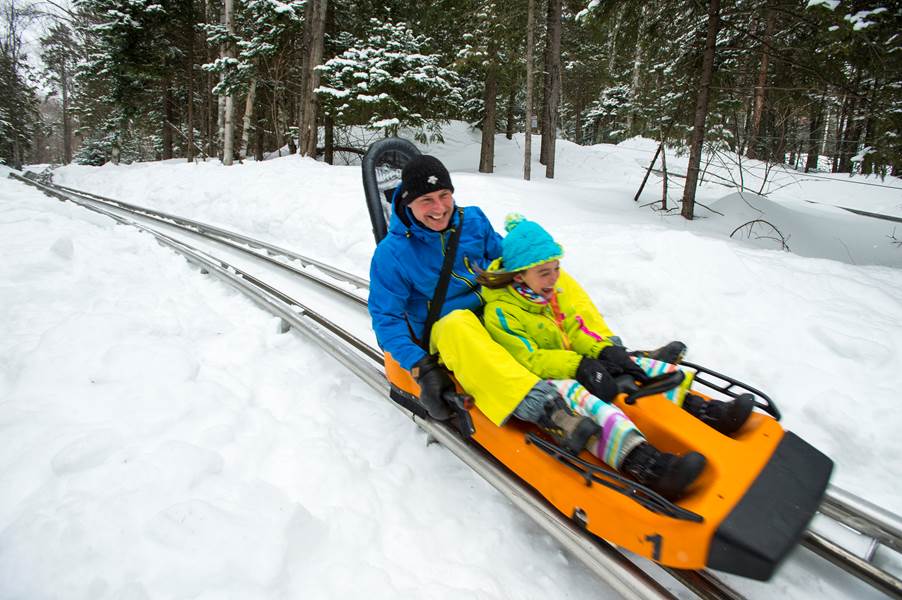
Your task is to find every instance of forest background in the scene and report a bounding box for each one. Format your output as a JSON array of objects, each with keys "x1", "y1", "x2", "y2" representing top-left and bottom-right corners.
[{"x1": 1, "y1": 0, "x2": 899, "y2": 218}]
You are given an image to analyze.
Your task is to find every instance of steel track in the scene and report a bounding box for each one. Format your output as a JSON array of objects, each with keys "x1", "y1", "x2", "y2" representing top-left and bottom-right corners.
[{"x1": 14, "y1": 174, "x2": 902, "y2": 599}]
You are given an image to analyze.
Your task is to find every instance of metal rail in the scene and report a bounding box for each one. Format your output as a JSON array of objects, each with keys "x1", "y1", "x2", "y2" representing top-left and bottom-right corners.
[
  {"x1": 16, "y1": 175, "x2": 902, "y2": 599},
  {"x1": 51, "y1": 181, "x2": 370, "y2": 290},
  {"x1": 802, "y1": 530, "x2": 902, "y2": 598},
  {"x1": 39, "y1": 181, "x2": 369, "y2": 311},
  {"x1": 820, "y1": 485, "x2": 902, "y2": 554}
]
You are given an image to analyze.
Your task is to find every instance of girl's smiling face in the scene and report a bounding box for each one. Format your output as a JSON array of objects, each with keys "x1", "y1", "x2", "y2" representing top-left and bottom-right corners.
[{"x1": 514, "y1": 260, "x2": 561, "y2": 300}]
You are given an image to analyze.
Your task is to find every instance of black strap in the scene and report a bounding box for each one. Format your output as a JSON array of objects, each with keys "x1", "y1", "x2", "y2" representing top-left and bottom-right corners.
[{"x1": 420, "y1": 207, "x2": 464, "y2": 351}]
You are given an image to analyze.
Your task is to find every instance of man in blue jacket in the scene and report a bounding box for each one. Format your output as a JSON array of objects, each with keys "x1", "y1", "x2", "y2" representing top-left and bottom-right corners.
[
  {"x1": 368, "y1": 155, "x2": 601, "y2": 446},
  {"x1": 368, "y1": 155, "x2": 705, "y2": 498}
]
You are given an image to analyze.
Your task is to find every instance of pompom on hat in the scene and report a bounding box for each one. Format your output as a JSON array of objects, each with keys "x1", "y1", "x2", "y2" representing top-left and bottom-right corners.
[
  {"x1": 399, "y1": 155, "x2": 454, "y2": 207},
  {"x1": 501, "y1": 213, "x2": 564, "y2": 272}
]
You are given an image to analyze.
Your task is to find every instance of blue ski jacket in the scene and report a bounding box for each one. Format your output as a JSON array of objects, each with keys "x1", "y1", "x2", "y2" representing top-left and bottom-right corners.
[{"x1": 369, "y1": 203, "x2": 503, "y2": 371}]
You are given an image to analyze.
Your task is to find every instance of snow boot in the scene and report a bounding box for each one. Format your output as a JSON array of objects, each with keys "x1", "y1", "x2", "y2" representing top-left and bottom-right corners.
[
  {"x1": 682, "y1": 392, "x2": 754, "y2": 435},
  {"x1": 633, "y1": 340, "x2": 688, "y2": 364},
  {"x1": 538, "y1": 402, "x2": 601, "y2": 456},
  {"x1": 620, "y1": 442, "x2": 706, "y2": 501}
]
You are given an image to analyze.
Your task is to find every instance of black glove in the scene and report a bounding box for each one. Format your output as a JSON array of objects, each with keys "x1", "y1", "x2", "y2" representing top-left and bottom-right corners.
[
  {"x1": 411, "y1": 355, "x2": 454, "y2": 420},
  {"x1": 598, "y1": 345, "x2": 650, "y2": 384},
  {"x1": 575, "y1": 357, "x2": 618, "y2": 403}
]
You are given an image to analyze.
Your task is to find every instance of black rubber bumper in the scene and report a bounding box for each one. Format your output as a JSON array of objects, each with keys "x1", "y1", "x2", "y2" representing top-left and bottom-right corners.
[{"x1": 707, "y1": 431, "x2": 834, "y2": 580}]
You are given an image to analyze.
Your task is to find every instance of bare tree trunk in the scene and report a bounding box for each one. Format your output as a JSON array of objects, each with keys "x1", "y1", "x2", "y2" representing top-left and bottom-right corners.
[
  {"x1": 205, "y1": 62, "x2": 213, "y2": 157},
  {"x1": 186, "y1": 0, "x2": 196, "y2": 162},
  {"x1": 819, "y1": 100, "x2": 831, "y2": 157},
  {"x1": 747, "y1": 6, "x2": 775, "y2": 160},
  {"x1": 286, "y1": 91, "x2": 296, "y2": 154},
  {"x1": 505, "y1": 88, "x2": 515, "y2": 140},
  {"x1": 838, "y1": 101, "x2": 862, "y2": 174},
  {"x1": 838, "y1": 73, "x2": 864, "y2": 173},
  {"x1": 860, "y1": 81, "x2": 879, "y2": 175},
  {"x1": 788, "y1": 122, "x2": 797, "y2": 167},
  {"x1": 574, "y1": 100, "x2": 582, "y2": 145},
  {"x1": 205, "y1": 0, "x2": 215, "y2": 159},
  {"x1": 240, "y1": 78, "x2": 257, "y2": 159},
  {"x1": 186, "y1": 77, "x2": 195, "y2": 161},
  {"x1": 300, "y1": 0, "x2": 327, "y2": 157},
  {"x1": 61, "y1": 60, "x2": 71, "y2": 163},
  {"x1": 804, "y1": 94, "x2": 824, "y2": 172},
  {"x1": 523, "y1": 0, "x2": 535, "y2": 181},
  {"x1": 539, "y1": 0, "x2": 561, "y2": 168},
  {"x1": 542, "y1": 0, "x2": 561, "y2": 178},
  {"x1": 162, "y1": 74, "x2": 174, "y2": 159},
  {"x1": 626, "y1": 5, "x2": 648, "y2": 137},
  {"x1": 660, "y1": 142, "x2": 668, "y2": 210},
  {"x1": 479, "y1": 42, "x2": 498, "y2": 173},
  {"x1": 539, "y1": 0, "x2": 550, "y2": 166},
  {"x1": 324, "y1": 114, "x2": 334, "y2": 164},
  {"x1": 12, "y1": 139, "x2": 22, "y2": 169},
  {"x1": 223, "y1": 98, "x2": 234, "y2": 164},
  {"x1": 216, "y1": 35, "x2": 225, "y2": 157},
  {"x1": 296, "y1": 0, "x2": 311, "y2": 152},
  {"x1": 222, "y1": 0, "x2": 235, "y2": 165},
  {"x1": 606, "y1": 5, "x2": 621, "y2": 74},
  {"x1": 255, "y1": 101, "x2": 265, "y2": 161},
  {"x1": 773, "y1": 111, "x2": 787, "y2": 163},
  {"x1": 681, "y1": 0, "x2": 721, "y2": 220},
  {"x1": 832, "y1": 92, "x2": 849, "y2": 172}
]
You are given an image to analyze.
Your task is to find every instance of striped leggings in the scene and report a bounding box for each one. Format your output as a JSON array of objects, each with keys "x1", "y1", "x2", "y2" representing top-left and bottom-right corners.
[{"x1": 546, "y1": 380, "x2": 645, "y2": 470}]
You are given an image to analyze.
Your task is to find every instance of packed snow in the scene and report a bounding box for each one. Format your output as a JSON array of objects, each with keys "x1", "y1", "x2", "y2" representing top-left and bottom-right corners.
[{"x1": 3, "y1": 122, "x2": 901, "y2": 598}]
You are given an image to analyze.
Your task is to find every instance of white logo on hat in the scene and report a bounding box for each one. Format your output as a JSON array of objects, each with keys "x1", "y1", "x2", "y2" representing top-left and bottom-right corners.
[{"x1": 427, "y1": 175, "x2": 438, "y2": 185}]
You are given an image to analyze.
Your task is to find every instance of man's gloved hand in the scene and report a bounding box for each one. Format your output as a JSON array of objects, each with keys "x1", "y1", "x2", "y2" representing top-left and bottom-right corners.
[
  {"x1": 598, "y1": 345, "x2": 650, "y2": 384},
  {"x1": 411, "y1": 355, "x2": 454, "y2": 420},
  {"x1": 575, "y1": 357, "x2": 618, "y2": 403}
]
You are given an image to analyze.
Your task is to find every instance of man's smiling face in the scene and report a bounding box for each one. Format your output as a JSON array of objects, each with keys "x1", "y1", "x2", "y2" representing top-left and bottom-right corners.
[{"x1": 408, "y1": 189, "x2": 454, "y2": 231}]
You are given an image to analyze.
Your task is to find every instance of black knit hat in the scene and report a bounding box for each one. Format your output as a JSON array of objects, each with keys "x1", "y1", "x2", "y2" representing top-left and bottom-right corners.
[{"x1": 399, "y1": 155, "x2": 454, "y2": 207}]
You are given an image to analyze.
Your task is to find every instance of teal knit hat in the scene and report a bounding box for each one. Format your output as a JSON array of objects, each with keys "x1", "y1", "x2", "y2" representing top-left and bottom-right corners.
[{"x1": 501, "y1": 213, "x2": 564, "y2": 272}]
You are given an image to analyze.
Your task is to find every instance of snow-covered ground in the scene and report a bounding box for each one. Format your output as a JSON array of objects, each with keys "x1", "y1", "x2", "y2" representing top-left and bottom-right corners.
[{"x1": 3, "y1": 123, "x2": 901, "y2": 598}]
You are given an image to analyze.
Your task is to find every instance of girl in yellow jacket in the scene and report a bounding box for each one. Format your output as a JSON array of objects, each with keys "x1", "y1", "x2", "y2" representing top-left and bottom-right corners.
[{"x1": 477, "y1": 214, "x2": 752, "y2": 498}]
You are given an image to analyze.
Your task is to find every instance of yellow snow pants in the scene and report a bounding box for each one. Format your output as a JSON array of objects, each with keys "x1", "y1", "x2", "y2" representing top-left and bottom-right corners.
[{"x1": 429, "y1": 309, "x2": 540, "y2": 426}]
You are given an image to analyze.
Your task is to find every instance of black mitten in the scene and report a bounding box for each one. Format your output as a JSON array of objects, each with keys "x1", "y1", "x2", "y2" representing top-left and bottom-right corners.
[
  {"x1": 411, "y1": 355, "x2": 454, "y2": 420},
  {"x1": 598, "y1": 345, "x2": 650, "y2": 384},
  {"x1": 575, "y1": 357, "x2": 618, "y2": 402}
]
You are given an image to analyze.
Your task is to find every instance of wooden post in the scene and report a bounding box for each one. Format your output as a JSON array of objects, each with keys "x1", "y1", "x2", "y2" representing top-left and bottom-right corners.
[{"x1": 634, "y1": 142, "x2": 663, "y2": 202}]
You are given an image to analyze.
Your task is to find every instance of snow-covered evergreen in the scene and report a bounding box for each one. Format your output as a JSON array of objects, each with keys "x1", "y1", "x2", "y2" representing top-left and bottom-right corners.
[{"x1": 316, "y1": 18, "x2": 461, "y2": 142}]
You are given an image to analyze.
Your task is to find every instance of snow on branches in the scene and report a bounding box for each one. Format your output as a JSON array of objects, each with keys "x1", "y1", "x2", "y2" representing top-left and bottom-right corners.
[{"x1": 315, "y1": 19, "x2": 461, "y2": 143}]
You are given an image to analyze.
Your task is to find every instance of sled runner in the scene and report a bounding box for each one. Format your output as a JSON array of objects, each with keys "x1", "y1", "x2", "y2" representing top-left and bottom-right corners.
[{"x1": 362, "y1": 138, "x2": 833, "y2": 580}]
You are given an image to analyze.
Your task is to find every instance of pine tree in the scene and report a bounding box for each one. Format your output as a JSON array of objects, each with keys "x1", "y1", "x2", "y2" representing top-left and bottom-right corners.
[
  {"x1": 455, "y1": 0, "x2": 528, "y2": 173},
  {"x1": 0, "y1": 0, "x2": 41, "y2": 168},
  {"x1": 73, "y1": 0, "x2": 184, "y2": 163},
  {"x1": 316, "y1": 18, "x2": 461, "y2": 141}
]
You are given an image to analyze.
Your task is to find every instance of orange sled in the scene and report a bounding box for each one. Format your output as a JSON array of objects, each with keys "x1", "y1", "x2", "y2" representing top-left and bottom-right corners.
[{"x1": 384, "y1": 353, "x2": 833, "y2": 581}]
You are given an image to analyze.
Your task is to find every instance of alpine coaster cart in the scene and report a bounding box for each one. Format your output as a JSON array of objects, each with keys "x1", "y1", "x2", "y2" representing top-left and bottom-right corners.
[{"x1": 361, "y1": 137, "x2": 834, "y2": 581}]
